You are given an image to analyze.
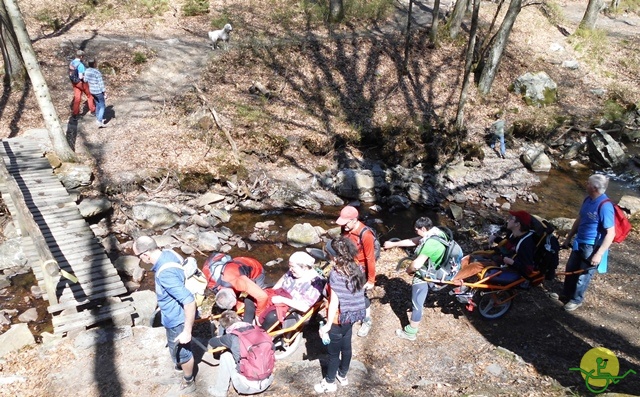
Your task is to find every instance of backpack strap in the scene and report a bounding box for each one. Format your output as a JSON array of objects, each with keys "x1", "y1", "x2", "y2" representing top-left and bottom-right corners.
[
  {"x1": 358, "y1": 226, "x2": 374, "y2": 242},
  {"x1": 156, "y1": 262, "x2": 182, "y2": 278},
  {"x1": 596, "y1": 198, "x2": 615, "y2": 240}
]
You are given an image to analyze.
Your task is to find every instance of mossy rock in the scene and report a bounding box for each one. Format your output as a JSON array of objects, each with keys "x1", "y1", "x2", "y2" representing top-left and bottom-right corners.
[{"x1": 179, "y1": 172, "x2": 215, "y2": 193}]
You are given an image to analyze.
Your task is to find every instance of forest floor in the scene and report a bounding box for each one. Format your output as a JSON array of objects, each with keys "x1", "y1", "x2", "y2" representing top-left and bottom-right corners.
[{"x1": 0, "y1": 0, "x2": 639, "y2": 396}]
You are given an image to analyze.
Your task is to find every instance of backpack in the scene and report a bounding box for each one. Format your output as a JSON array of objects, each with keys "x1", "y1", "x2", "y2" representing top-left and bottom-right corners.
[
  {"x1": 202, "y1": 252, "x2": 233, "y2": 290},
  {"x1": 358, "y1": 226, "x2": 381, "y2": 261},
  {"x1": 598, "y1": 199, "x2": 631, "y2": 244},
  {"x1": 230, "y1": 326, "x2": 275, "y2": 381},
  {"x1": 156, "y1": 257, "x2": 207, "y2": 305},
  {"x1": 68, "y1": 60, "x2": 81, "y2": 83},
  {"x1": 417, "y1": 227, "x2": 463, "y2": 288},
  {"x1": 528, "y1": 215, "x2": 560, "y2": 280}
]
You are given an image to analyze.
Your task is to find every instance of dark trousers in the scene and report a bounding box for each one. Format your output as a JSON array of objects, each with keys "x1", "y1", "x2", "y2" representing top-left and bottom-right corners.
[{"x1": 326, "y1": 323, "x2": 354, "y2": 383}]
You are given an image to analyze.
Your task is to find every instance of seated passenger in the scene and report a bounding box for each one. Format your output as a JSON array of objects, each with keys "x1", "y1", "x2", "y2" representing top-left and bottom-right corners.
[
  {"x1": 204, "y1": 253, "x2": 268, "y2": 323},
  {"x1": 453, "y1": 210, "x2": 536, "y2": 284},
  {"x1": 259, "y1": 251, "x2": 326, "y2": 330}
]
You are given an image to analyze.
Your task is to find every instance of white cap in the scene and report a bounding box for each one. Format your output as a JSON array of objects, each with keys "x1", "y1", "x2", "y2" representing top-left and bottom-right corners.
[{"x1": 289, "y1": 251, "x2": 315, "y2": 268}]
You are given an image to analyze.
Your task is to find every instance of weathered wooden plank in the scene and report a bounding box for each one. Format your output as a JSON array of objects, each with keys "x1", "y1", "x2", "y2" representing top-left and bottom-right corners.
[
  {"x1": 54, "y1": 273, "x2": 124, "y2": 294},
  {"x1": 47, "y1": 286, "x2": 129, "y2": 313},
  {"x1": 53, "y1": 303, "x2": 135, "y2": 335},
  {"x1": 35, "y1": 259, "x2": 118, "y2": 279},
  {"x1": 51, "y1": 300, "x2": 133, "y2": 327}
]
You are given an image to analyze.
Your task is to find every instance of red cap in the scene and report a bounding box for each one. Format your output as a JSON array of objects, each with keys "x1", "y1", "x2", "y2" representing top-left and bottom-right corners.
[
  {"x1": 509, "y1": 210, "x2": 531, "y2": 228},
  {"x1": 336, "y1": 206, "x2": 359, "y2": 225}
]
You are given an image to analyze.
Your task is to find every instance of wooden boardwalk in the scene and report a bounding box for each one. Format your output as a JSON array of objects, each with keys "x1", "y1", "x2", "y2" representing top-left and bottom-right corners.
[{"x1": 0, "y1": 136, "x2": 133, "y2": 336}]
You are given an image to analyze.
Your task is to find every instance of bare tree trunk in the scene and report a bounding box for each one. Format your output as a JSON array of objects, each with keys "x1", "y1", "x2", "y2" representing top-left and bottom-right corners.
[
  {"x1": 455, "y1": 0, "x2": 481, "y2": 129},
  {"x1": 4, "y1": 0, "x2": 76, "y2": 161},
  {"x1": 610, "y1": 0, "x2": 620, "y2": 13},
  {"x1": 580, "y1": 0, "x2": 604, "y2": 30},
  {"x1": 0, "y1": 0, "x2": 25, "y2": 86},
  {"x1": 402, "y1": 0, "x2": 414, "y2": 74},
  {"x1": 329, "y1": 0, "x2": 344, "y2": 23},
  {"x1": 477, "y1": 0, "x2": 522, "y2": 95},
  {"x1": 448, "y1": 0, "x2": 466, "y2": 39},
  {"x1": 430, "y1": 0, "x2": 441, "y2": 46}
]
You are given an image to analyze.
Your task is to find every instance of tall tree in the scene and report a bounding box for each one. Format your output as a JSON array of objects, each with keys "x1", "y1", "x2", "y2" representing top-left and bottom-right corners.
[
  {"x1": 0, "y1": 0, "x2": 25, "y2": 86},
  {"x1": 447, "y1": 0, "x2": 466, "y2": 39},
  {"x1": 430, "y1": 0, "x2": 441, "y2": 46},
  {"x1": 580, "y1": 0, "x2": 604, "y2": 30},
  {"x1": 455, "y1": 0, "x2": 481, "y2": 129},
  {"x1": 476, "y1": 0, "x2": 522, "y2": 95},
  {"x1": 329, "y1": 0, "x2": 344, "y2": 22},
  {"x1": 4, "y1": 0, "x2": 76, "y2": 161},
  {"x1": 403, "y1": 0, "x2": 414, "y2": 74}
]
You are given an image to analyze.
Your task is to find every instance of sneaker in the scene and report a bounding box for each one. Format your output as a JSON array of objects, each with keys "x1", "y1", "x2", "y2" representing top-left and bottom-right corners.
[
  {"x1": 564, "y1": 301, "x2": 583, "y2": 312},
  {"x1": 395, "y1": 329, "x2": 416, "y2": 341},
  {"x1": 357, "y1": 319, "x2": 372, "y2": 337},
  {"x1": 179, "y1": 378, "x2": 196, "y2": 394},
  {"x1": 336, "y1": 374, "x2": 349, "y2": 386},
  {"x1": 549, "y1": 293, "x2": 569, "y2": 304},
  {"x1": 314, "y1": 379, "x2": 337, "y2": 393}
]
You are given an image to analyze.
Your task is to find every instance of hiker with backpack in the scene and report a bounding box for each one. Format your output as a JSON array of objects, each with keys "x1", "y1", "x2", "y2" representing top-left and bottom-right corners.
[
  {"x1": 69, "y1": 50, "x2": 96, "y2": 119},
  {"x1": 133, "y1": 236, "x2": 197, "y2": 395},
  {"x1": 383, "y1": 217, "x2": 463, "y2": 341},
  {"x1": 315, "y1": 237, "x2": 367, "y2": 393},
  {"x1": 208, "y1": 310, "x2": 275, "y2": 397},
  {"x1": 336, "y1": 205, "x2": 377, "y2": 337},
  {"x1": 83, "y1": 59, "x2": 108, "y2": 128},
  {"x1": 203, "y1": 253, "x2": 268, "y2": 323},
  {"x1": 557, "y1": 174, "x2": 616, "y2": 312}
]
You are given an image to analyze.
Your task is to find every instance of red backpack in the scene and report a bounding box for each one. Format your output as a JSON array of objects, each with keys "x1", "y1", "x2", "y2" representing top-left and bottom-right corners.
[
  {"x1": 598, "y1": 199, "x2": 632, "y2": 243},
  {"x1": 230, "y1": 326, "x2": 275, "y2": 381}
]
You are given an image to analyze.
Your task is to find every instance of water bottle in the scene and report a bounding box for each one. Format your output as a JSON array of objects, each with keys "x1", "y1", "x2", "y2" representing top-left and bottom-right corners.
[{"x1": 319, "y1": 321, "x2": 331, "y2": 345}]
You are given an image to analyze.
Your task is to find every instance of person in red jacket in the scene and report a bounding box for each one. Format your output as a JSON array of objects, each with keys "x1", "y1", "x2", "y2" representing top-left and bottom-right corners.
[
  {"x1": 205, "y1": 254, "x2": 268, "y2": 323},
  {"x1": 336, "y1": 205, "x2": 376, "y2": 337}
]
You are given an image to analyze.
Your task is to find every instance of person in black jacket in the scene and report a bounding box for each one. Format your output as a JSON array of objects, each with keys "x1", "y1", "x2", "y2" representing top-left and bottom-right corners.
[{"x1": 207, "y1": 311, "x2": 274, "y2": 397}]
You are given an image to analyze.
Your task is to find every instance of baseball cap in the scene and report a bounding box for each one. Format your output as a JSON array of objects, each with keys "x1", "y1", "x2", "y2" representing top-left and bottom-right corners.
[
  {"x1": 76, "y1": 50, "x2": 85, "y2": 56},
  {"x1": 509, "y1": 210, "x2": 531, "y2": 228},
  {"x1": 336, "y1": 206, "x2": 359, "y2": 225}
]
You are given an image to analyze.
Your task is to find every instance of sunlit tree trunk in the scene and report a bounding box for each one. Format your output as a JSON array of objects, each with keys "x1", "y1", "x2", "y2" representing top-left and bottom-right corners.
[
  {"x1": 0, "y1": 0, "x2": 25, "y2": 86},
  {"x1": 477, "y1": 0, "x2": 522, "y2": 95},
  {"x1": 330, "y1": 0, "x2": 344, "y2": 22},
  {"x1": 403, "y1": 0, "x2": 413, "y2": 74},
  {"x1": 447, "y1": 0, "x2": 466, "y2": 39},
  {"x1": 430, "y1": 0, "x2": 441, "y2": 47},
  {"x1": 4, "y1": 0, "x2": 76, "y2": 161},
  {"x1": 455, "y1": 0, "x2": 481, "y2": 129},
  {"x1": 580, "y1": 0, "x2": 604, "y2": 30}
]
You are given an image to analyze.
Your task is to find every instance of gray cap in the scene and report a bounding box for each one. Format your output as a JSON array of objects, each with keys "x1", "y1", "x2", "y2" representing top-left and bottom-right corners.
[{"x1": 76, "y1": 50, "x2": 85, "y2": 56}]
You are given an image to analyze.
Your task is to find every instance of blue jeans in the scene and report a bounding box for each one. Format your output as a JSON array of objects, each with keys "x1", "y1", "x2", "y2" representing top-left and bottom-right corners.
[
  {"x1": 410, "y1": 280, "x2": 429, "y2": 323},
  {"x1": 563, "y1": 244, "x2": 597, "y2": 304},
  {"x1": 165, "y1": 323, "x2": 193, "y2": 365},
  {"x1": 92, "y1": 92, "x2": 105, "y2": 123},
  {"x1": 325, "y1": 323, "x2": 354, "y2": 383},
  {"x1": 490, "y1": 134, "x2": 505, "y2": 156}
]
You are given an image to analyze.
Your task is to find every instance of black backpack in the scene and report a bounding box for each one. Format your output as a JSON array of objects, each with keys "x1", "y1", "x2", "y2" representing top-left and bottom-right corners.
[
  {"x1": 68, "y1": 61, "x2": 81, "y2": 83},
  {"x1": 358, "y1": 226, "x2": 381, "y2": 261},
  {"x1": 530, "y1": 215, "x2": 560, "y2": 280}
]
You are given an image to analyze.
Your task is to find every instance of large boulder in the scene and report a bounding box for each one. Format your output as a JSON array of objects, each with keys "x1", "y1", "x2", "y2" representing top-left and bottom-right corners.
[
  {"x1": 287, "y1": 223, "x2": 321, "y2": 247},
  {"x1": 132, "y1": 202, "x2": 181, "y2": 230},
  {"x1": 587, "y1": 129, "x2": 627, "y2": 168},
  {"x1": 78, "y1": 197, "x2": 112, "y2": 218},
  {"x1": 513, "y1": 72, "x2": 558, "y2": 107},
  {"x1": 521, "y1": 143, "x2": 552, "y2": 172},
  {"x1": 334, "y1": 169, "x2": 385, "y2": 203},
  {"x1": 619, "y1": 195, "x2": 640, "y2": 216},
  {"x1": 0, "y1": 323, "x2": 35, "y2": 357},
  {"x1": 55, "y1": 163, "x2": 93, "y2": 189}
]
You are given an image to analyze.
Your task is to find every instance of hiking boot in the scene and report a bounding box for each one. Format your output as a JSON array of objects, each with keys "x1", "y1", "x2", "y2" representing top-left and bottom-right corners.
[
  {"x1": 357, "y1": 319, "x2": 372, "y2": 337},
  {"x1": 179, "y1": 377, "x2": 196, "y2": 394},
  {"x1": 395, "y1": 329, "x2": 416, "y2": 341},
  {"x1": 314, "y1": 379, "x2": 337, "y2": 393},
  {"x1": 564, "y1": 301, "x2": 583, "y2": 312},
  {"x1": 336, "y1": 374, "x2": 349, "y2": 386}
]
